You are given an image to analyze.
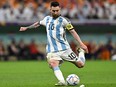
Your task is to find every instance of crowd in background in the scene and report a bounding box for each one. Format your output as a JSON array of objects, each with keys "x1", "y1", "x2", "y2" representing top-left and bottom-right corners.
[
  {"x1": 0, "y1": 38, "x2": 45, "y2": 61},
  {"x1": 0, "y1": 0, "x2": 116, "y2": 23},
  {"x1": 0, "y1": 37, "x2": 116, "y2": 61}
]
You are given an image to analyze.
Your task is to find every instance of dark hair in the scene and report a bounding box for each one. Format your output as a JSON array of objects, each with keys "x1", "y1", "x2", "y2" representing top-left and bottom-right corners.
[{"x1": 50, "y1": 1, "x2": 60, "y2": 7}]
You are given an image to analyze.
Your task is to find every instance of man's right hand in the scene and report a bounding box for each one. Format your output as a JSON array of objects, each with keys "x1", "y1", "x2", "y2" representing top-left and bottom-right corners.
[{"x1": 19, "y1": 27, "x2": 28, "y2": 31}]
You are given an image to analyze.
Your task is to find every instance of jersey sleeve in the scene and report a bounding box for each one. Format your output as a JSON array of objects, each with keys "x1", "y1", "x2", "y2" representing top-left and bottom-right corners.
[
  {"x1": 40, "y1": 16, "x2": 48, "y2": 26},
  {"x1": 63, "y1": 18, "x2": 74, "y2": 31}
]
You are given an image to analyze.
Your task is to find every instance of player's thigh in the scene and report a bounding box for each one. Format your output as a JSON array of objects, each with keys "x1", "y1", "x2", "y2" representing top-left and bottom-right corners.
[
  {"x1": 61, "y1": 49, "x2": 78, "y2": 62},
  {"x1": 46, "y1": 52, "x2": 63, "y2": 67}
]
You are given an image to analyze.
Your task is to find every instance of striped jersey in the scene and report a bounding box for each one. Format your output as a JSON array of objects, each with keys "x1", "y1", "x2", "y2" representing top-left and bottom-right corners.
[{"x1": 40, "y1": 16, "x2": 74, "y2": 53}]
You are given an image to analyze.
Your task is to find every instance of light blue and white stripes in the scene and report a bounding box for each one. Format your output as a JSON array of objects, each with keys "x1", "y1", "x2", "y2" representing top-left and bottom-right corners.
[{"x1": 41, "y1": 16, "x2": 70, "y2": 53}]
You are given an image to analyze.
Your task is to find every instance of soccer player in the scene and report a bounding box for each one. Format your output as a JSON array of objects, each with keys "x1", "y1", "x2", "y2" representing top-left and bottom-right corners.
[{"x1": 20, "y1": 1, "x2": 88, "y2": 86}]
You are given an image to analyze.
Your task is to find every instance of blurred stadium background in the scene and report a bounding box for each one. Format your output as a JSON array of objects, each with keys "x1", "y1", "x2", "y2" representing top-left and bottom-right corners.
[{"x1": 0, "y1": 0, "x2": 116, "y2": 61}]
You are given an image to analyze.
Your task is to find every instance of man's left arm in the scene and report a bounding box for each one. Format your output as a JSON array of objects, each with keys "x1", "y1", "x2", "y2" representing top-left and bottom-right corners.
[
  {"x1": 64, "y1": 19, "x2": 88, "y2": 53},
  {"x1": 69, "y1": 29, "x2": 88, "y2": 53}
]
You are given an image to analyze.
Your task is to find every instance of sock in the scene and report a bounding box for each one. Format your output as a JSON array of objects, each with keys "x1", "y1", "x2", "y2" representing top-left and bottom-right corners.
[
  {"x1": 78, "y1": 51, "x2": 85, "y2": 64},
  {"x1": 53, "y1": 66, "x2": 65, "y2": 83}
]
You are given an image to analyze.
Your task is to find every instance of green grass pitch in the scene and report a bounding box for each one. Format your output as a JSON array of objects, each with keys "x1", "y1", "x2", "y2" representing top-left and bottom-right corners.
[{"x1": 0, "y1": 60, "x2": 116, "y2": 87}]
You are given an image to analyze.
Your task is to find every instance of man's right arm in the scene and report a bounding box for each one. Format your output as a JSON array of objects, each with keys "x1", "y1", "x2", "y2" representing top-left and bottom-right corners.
[{"x1": 19, "y1": 22, "x2": 40, "y2": 31}]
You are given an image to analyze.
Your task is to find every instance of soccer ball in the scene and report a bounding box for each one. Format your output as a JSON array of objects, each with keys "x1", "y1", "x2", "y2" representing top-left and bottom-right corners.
[{"x1": 66, "y1": 74, "x2": 80, "y2": 86}]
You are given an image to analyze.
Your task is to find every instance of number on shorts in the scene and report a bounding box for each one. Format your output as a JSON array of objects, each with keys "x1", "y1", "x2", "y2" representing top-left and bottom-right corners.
[{"x1": 68, "y1": 52, "x2": 76, "y2": 60}]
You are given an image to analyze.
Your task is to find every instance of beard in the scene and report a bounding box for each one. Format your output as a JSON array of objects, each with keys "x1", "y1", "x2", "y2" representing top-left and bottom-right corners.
[{"x1": 52, "y1": 14, "x2": 60, "y2": 18}]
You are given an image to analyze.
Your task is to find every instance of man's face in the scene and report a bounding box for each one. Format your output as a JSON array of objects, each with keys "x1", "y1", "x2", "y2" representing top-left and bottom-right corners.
[{"x1": 50, "y1": 6, "x2": 61, "y2": 18}]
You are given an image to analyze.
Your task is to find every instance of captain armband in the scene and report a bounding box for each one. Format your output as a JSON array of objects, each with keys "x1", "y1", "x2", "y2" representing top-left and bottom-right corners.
[{"x1": 65, "y1": 23, "x2": 74, "y2": 31}]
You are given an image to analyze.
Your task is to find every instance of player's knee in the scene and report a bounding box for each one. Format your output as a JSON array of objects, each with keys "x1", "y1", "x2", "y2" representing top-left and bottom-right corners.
[
  {"x1": 78, "y1": 63, "x2": 84, "y2": 68},
  {"x1": 48, "y1": 60, "x2": 59, "y2": 68},
  {"x1": 49, "y1": 62, "x2": 56, "y2": 68},
  {"x1": 75, "y1": 61, "x2": 85, "y2": 68}
]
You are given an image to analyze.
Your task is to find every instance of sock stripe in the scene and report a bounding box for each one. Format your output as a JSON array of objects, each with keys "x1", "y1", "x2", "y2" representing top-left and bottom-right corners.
[
  {"x1": 80, "y1": 57, "x2": 85, "y2": 63},
  {"x1": 53, "y1": 66, "x2": 60, "y2": 71}
]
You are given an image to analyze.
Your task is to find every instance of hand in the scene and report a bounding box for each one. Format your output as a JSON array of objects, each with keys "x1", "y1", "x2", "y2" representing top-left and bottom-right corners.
[
  {"x1": 80, "y1": 43, "x2": 88, "y2": 53},
  {"x1": 19, "y1": 27, "x2": 28, "y2": 31}
]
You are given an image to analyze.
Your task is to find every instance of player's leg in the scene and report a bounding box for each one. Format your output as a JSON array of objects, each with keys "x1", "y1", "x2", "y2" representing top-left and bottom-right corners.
[
  {"x1": 77, "y1": 48, "x2": 86, "y2": 67},
  {"x1": 73, "y1": 48, "x2": 85, "y2": 68},
  {"x1": 62, "y1": 48, "x2": 85, "y2": 68},
  {"x1": 72, "y1": 51, "x2": 85, "y2": 68},
  {"x1": 47, "y1": 53, "x2": 66, "y2": 86}
]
